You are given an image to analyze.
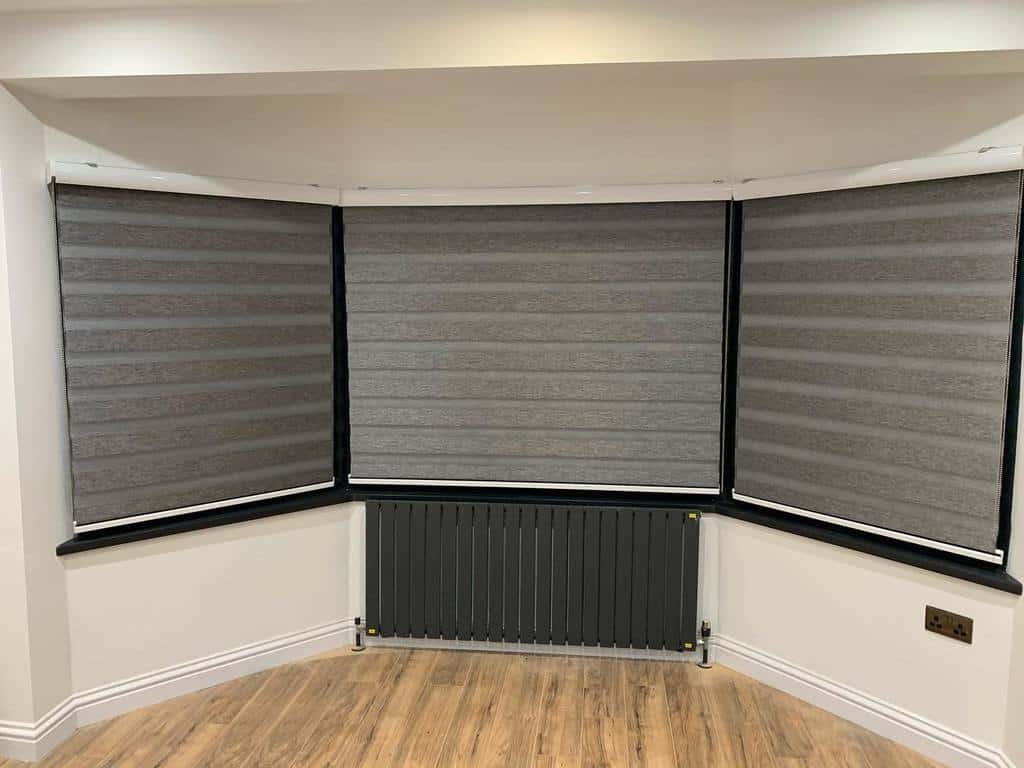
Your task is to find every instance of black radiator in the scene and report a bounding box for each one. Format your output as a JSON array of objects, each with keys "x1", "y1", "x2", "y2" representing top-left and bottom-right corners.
[{"x1": 365, "y1": 502, "x2": 701, "y2": 651}]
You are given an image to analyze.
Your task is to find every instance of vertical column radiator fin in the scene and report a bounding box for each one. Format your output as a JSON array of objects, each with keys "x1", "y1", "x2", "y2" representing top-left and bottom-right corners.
[{"x1": 365, "y1": 502, "x2": 701, "y2": 651}]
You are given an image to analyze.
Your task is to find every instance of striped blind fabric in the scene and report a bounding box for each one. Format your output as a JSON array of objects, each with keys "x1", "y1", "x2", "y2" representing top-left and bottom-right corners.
[
  {"x1": 735, "y1": 172, "x2": 1022, "y2": 554},
  {"x1": 344, "y1": 202, "x2": 726, "y2": 489},
  {"x1": 55, "y1": 185, "x2": 335, "y2": 528}
]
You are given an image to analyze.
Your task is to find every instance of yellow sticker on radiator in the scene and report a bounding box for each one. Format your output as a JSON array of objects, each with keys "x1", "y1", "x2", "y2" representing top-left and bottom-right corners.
[
  {"x1": 367, "y1": 628, "x2": 377, "y2": 635},
  {"x1": 684, "y1": 643, "x2": 694, "y2": 649},
  {"x1": 688, "y1": 513, "x2": 698, "y2": 519}
]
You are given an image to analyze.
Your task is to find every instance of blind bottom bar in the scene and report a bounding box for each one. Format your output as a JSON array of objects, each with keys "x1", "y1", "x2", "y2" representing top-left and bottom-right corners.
[
  {"x1": 73, "y1": 480, "x2": 337, "y2": 534},
  {"x1": 349, "y1": 477, "x2": 720, "y2": 494},
  {"x1": 731, "y1": 491, "x2": 1005, "y2": 564}
]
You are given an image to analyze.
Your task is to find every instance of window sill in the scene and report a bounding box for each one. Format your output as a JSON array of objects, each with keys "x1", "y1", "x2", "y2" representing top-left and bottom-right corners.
[
  {"x1": 56, "y1": 486, "x2": 355, "y2": 556},
  {"x1": 714, "y1": 500, "x2": 1022, "y2": 595},
  {"x1": 55, "y1": 484, "x2": 1022, "y2": 596}
]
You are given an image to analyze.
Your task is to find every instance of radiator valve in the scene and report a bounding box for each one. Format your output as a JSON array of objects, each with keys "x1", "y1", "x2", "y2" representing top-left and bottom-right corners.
[
  {"x1": 697, "y1": 620, "x2": 712, "y2": 669},
  {"x1": 352, "y1": 616, "x2": 366, "y2": 652}
]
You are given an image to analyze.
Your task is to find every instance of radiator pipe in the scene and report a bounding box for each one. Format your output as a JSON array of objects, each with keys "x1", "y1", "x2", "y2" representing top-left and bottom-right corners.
[
  {"x1": 698, "y1": 620, "x2": 712, "y2": 669},
  {"x1": 352, "y1": 616, "x2": 366, "y2": 652}
]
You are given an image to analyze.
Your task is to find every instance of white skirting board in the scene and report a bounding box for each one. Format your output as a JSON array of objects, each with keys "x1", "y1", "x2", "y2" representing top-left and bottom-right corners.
[
  {"x1": 0, "y1": 700, "x2": 78, "y2": 764},
  {"x1": 2, "y1": 621, "x2": 1016, "y2": 767},
  {"x1": 714, "y1": 635, "x2": 1016, "y2": 768},
  {"x1": 0, "y1": 618, "x2": 357, "y2": 762}
]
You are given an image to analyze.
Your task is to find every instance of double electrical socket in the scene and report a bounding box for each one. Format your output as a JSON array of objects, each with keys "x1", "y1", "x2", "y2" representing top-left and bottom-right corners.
[{"x1": 925, "y1": 605, "x2": 973, "y2": 644}]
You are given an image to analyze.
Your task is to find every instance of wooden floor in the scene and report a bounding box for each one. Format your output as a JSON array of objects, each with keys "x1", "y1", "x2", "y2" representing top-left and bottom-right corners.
[{"x1": 1, "y1": 647, "x2": 940, "y2": 768}]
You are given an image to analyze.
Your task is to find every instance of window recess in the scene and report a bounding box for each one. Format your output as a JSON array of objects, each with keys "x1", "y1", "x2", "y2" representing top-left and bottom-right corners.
[
  {"x1": 54, "y1": 184, "x2": 338, "y2": 532},
  {"x1": 730, "y1": 171, "x2": 1023, "y2": 564}
]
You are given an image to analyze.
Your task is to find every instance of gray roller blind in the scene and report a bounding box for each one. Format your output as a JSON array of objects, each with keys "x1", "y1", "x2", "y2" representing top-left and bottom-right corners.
[
  {"x1": 735, "y1": 171, "x2": 1022, "y2": 554},
  {"x1": 344, "y1": 202, "x2": 726, "y2": 489},
  {"x1": 55, "y1": 185, "x2": 334, "y2": 528}
]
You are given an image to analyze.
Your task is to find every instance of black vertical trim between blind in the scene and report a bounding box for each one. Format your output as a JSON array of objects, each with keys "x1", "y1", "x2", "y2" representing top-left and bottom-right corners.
[
  {"x1": 331, "y1": 207, "x2": 352, "y2": 486},
  {"x1": 720, "y1": 200, "x2": 742, "y2": 498},
  {"x1": 997, "y1": 180, "x2": 1024, "y2": 558},
  {"x1": 51, "y1": 183, "x2": 79, "y2": 528}
]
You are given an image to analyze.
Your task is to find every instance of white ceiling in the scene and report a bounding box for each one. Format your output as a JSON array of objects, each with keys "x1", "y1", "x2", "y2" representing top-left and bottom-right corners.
[
  {"x1": 28, "y1": 66, "x2": 1024, "y2": 190},
  {"x1": 5, "y1": 0, "x2": 1024, "y2": 91},
  {"x1": 8, "y1": 52, "x2": 1024, "y2": 101},
  {"x1": 0, "y1": 0, "x2": 305, "y2": 10}
]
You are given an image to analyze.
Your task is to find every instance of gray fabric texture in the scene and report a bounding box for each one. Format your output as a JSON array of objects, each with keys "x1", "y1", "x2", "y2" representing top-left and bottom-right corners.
[
  {"x1": 344, "y1": 202, "x2": 726, "y2": 488},
  {"x1": 735, "y1": 172, "x2": 1022, "y2": 553},
  {"x1": 55, "y1": 185, "x2": 334, "y2": 525}
]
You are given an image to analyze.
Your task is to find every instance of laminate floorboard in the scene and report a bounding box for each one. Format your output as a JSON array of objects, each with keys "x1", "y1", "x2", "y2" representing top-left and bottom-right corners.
[{"x1": 4, "y1": 648, "x2": 941, "y2": 768}]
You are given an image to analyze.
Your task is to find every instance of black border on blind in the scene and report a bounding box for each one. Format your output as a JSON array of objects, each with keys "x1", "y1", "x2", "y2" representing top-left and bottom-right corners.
[
  {"x1": 719, "y1": 200, "x2": 742, "y2": 496},
  {"x1": 55, "y1": 196, "x2": 1024, "y2": 597},
  {"x1": 996, "y1": 173, "x2": 1024, "y2": 556},
  {"x1": 332, "y1": 206, "x2": 353, "y2": 486}
]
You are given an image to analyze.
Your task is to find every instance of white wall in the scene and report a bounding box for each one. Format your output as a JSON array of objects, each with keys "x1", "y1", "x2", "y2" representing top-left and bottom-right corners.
[
  {"x1": 1003, "y1": 424, "x2": 1024, "y2": 765},
  {"x1": 1006, "y1": 570, "x2": 1024, "y2": 764},
  {"x1": 0, "y1": 118, "x2": 35, "y2": 727},
  {"x1": 714, "y1": 516, "x2": 1019, "y2": 747},
  {"x1": 63, "y1": 502, "x2": 363, "y2": 693},
  {"x1": 0, "y1": 85, "x2": 73, "y2": 725}
]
